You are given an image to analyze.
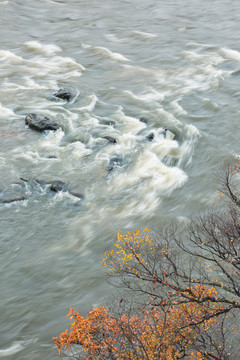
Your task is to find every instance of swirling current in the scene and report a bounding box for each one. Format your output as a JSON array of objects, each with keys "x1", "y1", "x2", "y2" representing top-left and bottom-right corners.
[{"x1": 0, "y1": 0, "x2": 240, "y2": 358}]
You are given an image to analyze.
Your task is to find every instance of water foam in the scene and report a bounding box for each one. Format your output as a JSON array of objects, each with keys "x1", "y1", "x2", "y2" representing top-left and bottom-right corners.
[
  {"x1": 221, "y1": 47, "x2": 240, "y2": 62},
  {"x1": 123, "y1": 88, "x2": 165, "y2": 103},
  {"x1": 0, "y1": 50, "x2": 23, "y2": 63},
  {"x1": 133, "y1": 30, "x2": 158, "y2": 38},
  {"x1": 0, "y1": 45, "x2": 85, "y2": 96},
  {"x1": 25, "y1": 41, "x2": 62, "y2": 55},
  {"x1": 93, "y1": 46, "x2": 130, "y2": 62},
  {"x1": 0, "y1": 343, "x2": 23, "y2": 357},
  {"x1": 0, "y1": 103, "x2": 15, "y2": 119},
  {"x1": 74, "y1": 94, "x2": 98, "y2": 112}
]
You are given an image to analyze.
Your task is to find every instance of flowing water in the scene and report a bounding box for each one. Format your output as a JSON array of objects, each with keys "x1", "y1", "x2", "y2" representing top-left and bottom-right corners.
[{"x1": 0, "y1": 0, "x2": 240, "y2": 358}]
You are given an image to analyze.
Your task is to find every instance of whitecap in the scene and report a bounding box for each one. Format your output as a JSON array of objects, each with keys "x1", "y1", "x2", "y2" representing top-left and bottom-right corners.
[
  {"x1": 81, "y1": 43, "x2": 91, "y2": 49},
  {"x1": 29, "y1": 56, "x2": 85, "y2": 77},
  {"x1": 93, "y1": 46, "x2": 130, "y2": 62},
  {"x1": 114, "y1": 111, "x2": 146, "y2": 134},
  {"x1": 2, "y1": 77, "x2": 47, "y2": 91},
  {"x1": 104, "y1": 34, "x2": 125, "y2": 43},
  {"x1": 170, "y1": 99, "x2": 187, "y2": 115},
  {"x1": 133, "y1": 30, "x2": 158, "y2": 38},
  {"x1": 0, "y1": 103, "x2": 15, "y2": 119},
  {"x1": 64, "y1": 141, "x2": 92, "y2": 159},
  {"x1": 74, "y1": 94, "x2": 98, "y2": 112},
  {"x1": 185, "y1": 124, "x2": 200, "y2": 137},
  {"x1": 25, "y1": 41, "x2": 62, "y2": 55},
  {"x1": 0, "y1": 50, "x2": 23, "y2": 63},
  {"x1": 183, "y1": 50, "x2": 224, "y2": 65},
  {"x1": 39, "y1": 129, "x2": 65, "y2": 150},
  {"x1": 221, "y1": 47, "x2": 240, "y2": 62},
  {"x1": 154, "y1": 108, "x2": 181, "y2": 126},
  {"x1": 123, "y1": 88, "x2": 164, "y2": 103}
]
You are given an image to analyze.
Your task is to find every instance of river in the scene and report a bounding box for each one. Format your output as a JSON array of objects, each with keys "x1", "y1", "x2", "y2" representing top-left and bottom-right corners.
[{"x1": 0, "y1": 0, "x2": 240, "y2": 358}]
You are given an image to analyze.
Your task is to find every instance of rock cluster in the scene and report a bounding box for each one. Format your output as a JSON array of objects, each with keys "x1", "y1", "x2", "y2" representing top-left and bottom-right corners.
[{"x1": 10, "y1": 89, "x2": 181, "y2": 206}]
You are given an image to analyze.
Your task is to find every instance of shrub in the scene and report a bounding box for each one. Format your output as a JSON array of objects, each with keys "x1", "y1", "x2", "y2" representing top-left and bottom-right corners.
[{"x1": 53, "y1": 162, "x2": 240, "y2": 359}]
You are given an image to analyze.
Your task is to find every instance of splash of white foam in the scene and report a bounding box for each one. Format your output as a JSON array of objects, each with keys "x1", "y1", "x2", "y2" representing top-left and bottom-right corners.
[
  {"x1": 75, "y1": 94, "x2": 98, "y2": 112},
  {"x1": 170, "y1": 99, "x2": 187, "y2": 115},
  {"x1": 29, "y1": 56, "x2": 85, "y2": 76},
  {"x1": 183, "y1": 50, "x2": 224, "y2": 65},
  {"x1": 25, "y1": 41, "x2": 62, "y2": 55},
  {"x1": 221, "y1": 47, "x2": 240, "y2": 62},
  {"x1": 123, "y1": 88, "x2": 164, "y2": 103},
  {"x1": 104, "y1": 34, "x2": 125, "y2": 43},
  {"x1": 114, "y1": 111, "x2": 146, "y2": 134},
  {"x1": 0, "y1": 103, "x2": 15, "y2": 119},
  {"x1": 0, "y1": 50, "x2": 23, "y2": 63},
  {"x1": 93, "y1": 46, "x2": 130, "y2": 62},
  {"x1": 133, "y1": 30, "x2": 158, "y2": 38},
  {"x1": 155, "y1": 108, "x2": 181, "y2": 126},
  {"x1": 110, "y1": 151, "x2": 187, "y2": 191}
]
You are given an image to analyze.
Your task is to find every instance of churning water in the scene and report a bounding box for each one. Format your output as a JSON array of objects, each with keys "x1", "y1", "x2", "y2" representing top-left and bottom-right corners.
[{"x1": 0, "y1": 0, "x2": 240, "y2": 358}]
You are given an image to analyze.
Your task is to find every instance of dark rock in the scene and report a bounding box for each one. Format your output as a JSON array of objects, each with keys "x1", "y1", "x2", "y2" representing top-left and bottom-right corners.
[
  {"x1": 107, "y1": 156, "x2": 124, "y2": 172},
  {"x1": 50, "y1": 181, "x2": 67, "y2": 192},
  {"x1": 25, "y1": 114, "x2": 60, "y2": 132},
  {"x1": 20, "y1": 177, "x2": 29, "y2": 182},
  {"x1": 3, "y1": 196, "x2": 26, "y2": 204},
  {"x1": 100, "y1": 120, "x2": 116, "y2": 126},
  {"x1": 53, "y1": 88, "x2": 72, "y2": 101},
  {"x1": 139, "y1": 117, "x2": 148, "y2": 124},
  {"x1": 69, "y1": 192, "x2": 84, "y2": 199},
  {"x1": 102, "y1": 136, "x2": 117, "y2": 144},
  {"x1": 48, "y1": 156, "x2": 57, "y2": 159},
  {"x1": 146, "y1": 133, "x2": 154, "y2": 141}
]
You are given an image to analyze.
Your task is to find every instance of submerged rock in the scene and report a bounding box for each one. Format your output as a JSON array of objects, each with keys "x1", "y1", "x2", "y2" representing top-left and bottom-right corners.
[
  {"x1": 139, "y1": 117, "x2": 148, "y2": 124},
  {"x1": 100, "y1": 120, "x2": 116, "y2": 126},
  {"x1": 106, "y1": 155, "x2": 124, "y2": 172},
  {"x1": 25, "y1": 114, "x2": 60, "y2": 132},
  {"x1": 50, "y1": 181, "x2": 67, "y2": 192},
  {"x1": 102, "y1": 136, "x2": 117, "y2": 144},
  {"x1": 2, "y1": 196, "x2": 26, "y2": 204},
  {"x1": 69, "y1": 192, "x2": 84, "y2": 199},
  {"x1": 53, "y1": 88, "x2": 72, "y2": 101}
]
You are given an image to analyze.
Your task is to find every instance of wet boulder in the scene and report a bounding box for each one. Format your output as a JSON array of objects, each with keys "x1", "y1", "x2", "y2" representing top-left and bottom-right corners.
[
  {"x1": 145, "y1": 132, "x2": 154, "y2": 141},
  {"x1": 106, "y1": 155, "x2": 124, "y2": 172},
  {"x1": 50, "y1": 181, "x2": 68, "y2": 192},
  {"x1": 102, "y1": 136, "x2": 117, "y2": 144},
  {"x1": 162, "y1": 128, "x2": 178, "y2": 141},
  {"x1": 25, "y1": 114, "x2": 60, "y2": 132},
  {"x1": 53, "y1": 88, "x2": 72, "y2": 101}
]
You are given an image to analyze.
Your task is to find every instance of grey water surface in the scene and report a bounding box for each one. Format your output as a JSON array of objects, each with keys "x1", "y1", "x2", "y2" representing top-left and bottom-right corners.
[{"x1": 0, "y1": 0, "x2": 240, "y2": 358}]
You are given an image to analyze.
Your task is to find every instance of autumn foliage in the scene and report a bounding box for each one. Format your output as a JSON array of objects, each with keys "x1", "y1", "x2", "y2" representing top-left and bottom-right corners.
[{"x1": 53, "y1": 162, "x2": 240, "y2": 359}]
